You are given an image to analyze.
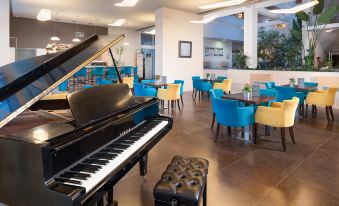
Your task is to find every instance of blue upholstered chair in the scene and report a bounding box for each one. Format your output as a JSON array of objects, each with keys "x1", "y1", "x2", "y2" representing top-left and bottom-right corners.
[
  {"x1": 122, "y1": 66, "x2": 133, "y2": 77},
  {"x1": 275, "y1": 86, "x2": 305, "y2": 115},
  {"x1": 83, "y1": 85, "x2": 92, "y2": 89},
  {"x1": 74, "y1": 67, "x2": 87, "y2": 78},
  {"x1": 134, "y1": 75, "x2": 139, "y2": 84},
  {"x1": 214, "y1": 98, "x2": 255, "y2": 142},
  {"x1": 106, "y1": 67, "x2": 118, "y2": 82},
  {"x1": 96, "y1": 77, "x2": 112, "y2": 85},
  {"x1": 58, "y1": 80, "x2": 68, "y2": 92},
  {"x1": 133, "y1": 66, "x2": 138, "y2": 76},
  {"x1": 92, "y1": 67, "x2": 105, "y2": 77},
  {"x1": 259, "y1": 89, "x2": 278, "y2": 106},
  {"x1": 141, "y1": 79, "x2": 156, "y2": 88},
  {"x1": 216, "y1": 76, "x2": 227, "y2": 81},
  {"x1": 303, "y1": 82, "x2": 318, "y2": 95},
  {"x1": 210, "y1": 89, "x2": 225, "y2": 129},
  {"x1": 195, "y1": 79, "x2": 212, "y2": 100},
  {"x1": 134, "y1": 83, "x2": 157, "y2": 97},
  {"x1": 174, "y1": 80, "x2": 184, "y2": 106},
  {"x1": 192, "y1": 76, "x2": 200, "y2": 98},
  {"x1": 265, "y1": 81, "x2": 276, "y2": 89}
]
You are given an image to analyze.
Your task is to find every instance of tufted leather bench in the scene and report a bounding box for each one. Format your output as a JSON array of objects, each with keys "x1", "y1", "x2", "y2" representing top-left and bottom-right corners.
[{"x1": 153, "y1": 156, "x2": 209, "y2": 206}]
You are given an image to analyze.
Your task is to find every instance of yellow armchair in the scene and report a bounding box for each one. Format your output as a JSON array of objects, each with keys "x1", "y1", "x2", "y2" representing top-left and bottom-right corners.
[
  {"x1": 157, "y1": 84, "x2": 181, "y2": 111},
  {"x1": 213, "y1": 79, "x2": 232, "y2": 94},
  {"x1": 255, "y1": 97, "x2": 299, "y2": 151},
  {"x1": 122, "y1": 77, "x2": 134, "y2": 89},
  {"x1": 305, "y1": 87, "x2": 337, "y2": 121}
]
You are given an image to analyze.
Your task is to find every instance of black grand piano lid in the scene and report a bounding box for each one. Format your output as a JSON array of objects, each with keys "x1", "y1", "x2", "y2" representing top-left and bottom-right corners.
[{"x1": 0, "y1": 34, "x2": 124, "y2": 128}]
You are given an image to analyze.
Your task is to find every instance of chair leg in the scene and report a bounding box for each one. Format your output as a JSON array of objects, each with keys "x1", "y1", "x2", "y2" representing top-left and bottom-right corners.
[
  {"x1": 181, "y1": 95, "x2": 184, "y2": 107},
  {"x1": 315, "y1": 105, "x2": 318, "y2": 113},
  {"x1": 281, "y1": 128, "x2": 286, "y2": 152},
  {"x1": 227, "y1": 126, "x2": 232, "y2": 135},
  {"x1": 211, "y1": 113, "x2": 216, "y2": 129},
  {"x1": 215, "y1": 123, "x2": 220, "y2": 143},
  {"x1": 192, "y1": 89, "x2": 195, "y2": 98},
  {"x1": 253, "y1": 123, "x2": 258, "y2": 144},
  {"x1": 199, "y1": 91, "x2": 201, "y2": 100},
  {"x1": 312, "y1": 105, "x2": 315, "y2": 115},
  {"x1": 326, "y1": 106, "x2": 331, "y2": 122},
  {"x1": 177, "y1": 99, "x2": 181, "y2": 111},
  {"x1": 265, "y1": 126, "x2": 270, "y2": 136},
  {"x1": 167, "y1": 101, "x2": 170, "y2": 113},
  {"x1": 194, "y1": 90, "x2": 197, "y2": 99},
  {"x1": 305, "y1": 104, "x2": 308, "y2": 117},
  {"x1": 229, "y1": 91, "x2": 231, "y2": 94},
  {"x1": 289, "y1": 126, "x2": 296, "y2": 144},
  {"x1": 329, "y1": 106, "x2": 334, "y2": 121}
]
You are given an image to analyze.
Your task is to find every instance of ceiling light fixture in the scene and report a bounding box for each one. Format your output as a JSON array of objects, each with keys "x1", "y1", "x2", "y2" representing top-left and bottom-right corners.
[
  {"x1": 144, "y1": 29, "x2": 155, "y2": 35},
  {"x1": 190, "y1": 15, "x2": 219, "y2": 24},
  {"x1": 50, "y1": 20, "x2": 60, "y2": 41},
  {"x1": 107, "y1": 19, "x2": 126, "y2": 27},
  {"x1": 269, "y1": 0, "x2": 319, "y2": 14},
  {"x1": 199, "y1": 0, "x2": 247, "y2": 10},
  {"x1": 114, "y1": 0, "x2": 139, "y2": 7},
  {"x1": 37, "y1": 9, "x2": 51, "y2": 21}
]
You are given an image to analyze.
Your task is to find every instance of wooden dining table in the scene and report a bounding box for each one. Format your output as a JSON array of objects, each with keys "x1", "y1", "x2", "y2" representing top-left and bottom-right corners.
[
  {"x1": 281, "y1": 84, "x2": 317, "y2": 92},
  {"x1": 222, "y1": 93, "x2": 276, "y2": 105},
  {"x1": 144, "y1": 82, "x2": 167, "y2": 91},
  {"x1": 221, "y1": 92, "x2": 276, "y2": 143}
]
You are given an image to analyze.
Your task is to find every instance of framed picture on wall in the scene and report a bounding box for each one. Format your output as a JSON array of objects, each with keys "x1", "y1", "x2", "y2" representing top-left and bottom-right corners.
[{"x1": 179, "y1": 41, "x2": 192, "y2": 58}]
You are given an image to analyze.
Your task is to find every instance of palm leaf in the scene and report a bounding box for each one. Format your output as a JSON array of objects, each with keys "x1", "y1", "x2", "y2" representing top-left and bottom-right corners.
[
  {"x1": 313, "y1": 0, "x2": 324, "y2": 15},
  {"x1": 296, "y1": 11, "x2": 309, "y2": 22},
  {"x1": 317, "y1": 3, "x2": 337, "y2": 24}
]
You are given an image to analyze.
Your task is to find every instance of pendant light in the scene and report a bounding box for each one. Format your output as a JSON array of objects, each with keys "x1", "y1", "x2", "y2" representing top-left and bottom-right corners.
[
  {"x1": 50, "y1": 21, "x2": 60, "y2": 41},
  {"x1": 72, "y1": 24, "x2": 81, "y2": 43},
  {"x1": 37, "y1": 0, "x2": 51, "y2": 21}
]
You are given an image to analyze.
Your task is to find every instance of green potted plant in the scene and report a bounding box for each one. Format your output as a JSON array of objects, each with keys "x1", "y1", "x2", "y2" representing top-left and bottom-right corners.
[
  {"x1": 242, "y1": 84, "x2": 252, "y2": 99},
  {"x1": 155, "y1": 75, "x2": 161, "y2": 83},
  {"x1": 289, "y1": 77, "x2": 296, "y2": 87},
  {"x1": 206, "y1": 73, "x2": 211, "y2": 80}
]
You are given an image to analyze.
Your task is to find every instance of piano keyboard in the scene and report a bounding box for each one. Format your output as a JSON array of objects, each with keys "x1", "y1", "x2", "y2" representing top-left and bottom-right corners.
[{"x1": 54, "y1": 119, "x2": 168, "y2": 192}]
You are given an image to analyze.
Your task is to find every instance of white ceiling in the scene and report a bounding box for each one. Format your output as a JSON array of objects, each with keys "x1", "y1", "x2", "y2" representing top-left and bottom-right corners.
[{"x1": 11, "y1": 0, "x2": 225, "y2": 29}]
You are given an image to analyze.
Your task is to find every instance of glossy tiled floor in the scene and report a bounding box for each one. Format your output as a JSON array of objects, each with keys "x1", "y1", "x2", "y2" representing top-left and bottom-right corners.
[{"x1": 114, "y1": 92, "x2": 339, "y2": 206}]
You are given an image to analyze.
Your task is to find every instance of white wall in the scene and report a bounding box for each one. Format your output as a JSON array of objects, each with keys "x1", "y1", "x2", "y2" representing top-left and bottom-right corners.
[
  {"x1": 204, "y1": 39, "x2": 232, "y2": 68},
  {"x1": 107, "y1": 28, "x2": 141, "y2": 66},
  {"x1": 0, "y1": 0, "x2": 10, "y2": 66},
  {"x1": 155, "y1": 7, "x2": 203, "y2": 91}
]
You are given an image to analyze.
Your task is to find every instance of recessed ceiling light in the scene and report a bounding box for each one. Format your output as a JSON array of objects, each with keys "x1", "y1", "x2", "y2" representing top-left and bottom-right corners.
[
  {"x1": 144, "y1": 29, "x2": 155, "y2": 35},
  {"x1": 190, "y1": 15, "x2": 219, "y2": 24},
  {"x1": 123, "y1": 42, "x2": 130, "y2": 46},
  {"x1": 114, "y1": 0, "x2": 139, "y2": 7},
  {"x1": 269, "y1": 0, "x2": 319, "y2": 14},
  {"x1": 37, "y1": 9, "x2": 51, "y2": 21},
  {"x1": 199, "y1": 0, "x2": 247, "y2": 10},
  {"x1": 107, "y1": 19, "x2": 126, "y2": 27}
]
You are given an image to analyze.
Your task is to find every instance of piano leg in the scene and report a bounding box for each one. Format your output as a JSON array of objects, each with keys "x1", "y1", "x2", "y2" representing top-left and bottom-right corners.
[
  {"x1": 139, "y1": 153, "x2": 148, "y2": 177},
  {"x1": 107, "y1": 188, "x2": 113, "y2": 204}
]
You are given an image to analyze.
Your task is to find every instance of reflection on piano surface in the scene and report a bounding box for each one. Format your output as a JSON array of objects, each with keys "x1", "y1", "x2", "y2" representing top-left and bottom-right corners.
[{"x1": 0, "y1": 34, "x2": 172, "y2": 206}]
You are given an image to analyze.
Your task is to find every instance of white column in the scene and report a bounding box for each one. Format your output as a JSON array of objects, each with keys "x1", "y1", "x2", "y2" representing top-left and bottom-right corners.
[
  {"x1": 0, "y1": 0, "x2": 10, "y2": 67},
  {"x1": 243, "y1": 5, "x2": 258, "y2": 69}
]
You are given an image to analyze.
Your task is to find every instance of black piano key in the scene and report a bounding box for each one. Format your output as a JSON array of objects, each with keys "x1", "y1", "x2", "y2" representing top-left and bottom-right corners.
[
  {"x1": 91, "y1": 153, "x2": 117, "y2": 160},
  {"x1": 109, "y1": 143, "x2": 130, "y2": 150},
  {"x1": 83, "y1": 159, "x2": 109, "y2": 165},
  {"x1": 61, "y1": 172, "x2": 90, "y2": 180},
  {"x1": 100, "y1": 148, "x2": 122, "y2": 154},
  {"x1": 115, "y1": 140, "x2": 133, "y2": 145},
  {"x1": 55, "y1": 178, "x2": 82, "y2": 185},
  {"x1": 71, "y1": 164, "x2": 101, "y2": 173}
]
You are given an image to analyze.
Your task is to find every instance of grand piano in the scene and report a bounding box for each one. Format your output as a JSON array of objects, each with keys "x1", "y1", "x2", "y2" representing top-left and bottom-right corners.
[{"x1": 0, "y1": 34, "x2": 172, "y2": 206}]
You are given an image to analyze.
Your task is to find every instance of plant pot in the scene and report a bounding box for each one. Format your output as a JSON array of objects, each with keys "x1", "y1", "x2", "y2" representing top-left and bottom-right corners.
[{"x1": 243, "y1": 92, "x2": 251, "y2": 99}]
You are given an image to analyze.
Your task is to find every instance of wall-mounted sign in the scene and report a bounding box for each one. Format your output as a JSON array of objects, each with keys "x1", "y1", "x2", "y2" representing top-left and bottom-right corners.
[
  {"x1": 179, "y1": 41, "x2": 192, "y2": 58},
  {"x1": 205, "y1": 47, "x2": 224, "y2": 57}
]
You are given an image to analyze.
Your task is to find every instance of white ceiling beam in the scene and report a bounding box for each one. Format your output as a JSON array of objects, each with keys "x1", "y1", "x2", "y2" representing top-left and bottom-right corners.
[
  {"x1": 254, "y1": 0, "x2": 295, "y2": 9},
  {"x1": 306, "y1": 23, "x2": 339, "y2": 30}
]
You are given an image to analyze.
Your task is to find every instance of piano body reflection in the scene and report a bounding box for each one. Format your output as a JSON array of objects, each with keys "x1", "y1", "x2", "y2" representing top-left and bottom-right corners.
[{"x1": 0, "y1": 34, "x2": 172, "y2": 206}]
